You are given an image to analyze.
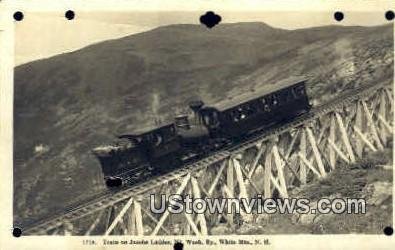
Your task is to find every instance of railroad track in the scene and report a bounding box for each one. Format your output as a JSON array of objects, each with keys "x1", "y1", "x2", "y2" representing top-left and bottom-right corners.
[{"x1": 22, "y1": 80, "x2": 391, "y2": 235}]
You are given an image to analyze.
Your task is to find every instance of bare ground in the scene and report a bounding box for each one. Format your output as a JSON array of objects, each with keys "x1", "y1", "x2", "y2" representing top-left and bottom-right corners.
[{"x1": 228, "y1": 148, "x2": 393, "y2": 234}]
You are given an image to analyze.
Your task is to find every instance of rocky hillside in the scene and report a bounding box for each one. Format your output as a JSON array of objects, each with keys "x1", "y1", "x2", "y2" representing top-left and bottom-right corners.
[
  {"x1": 216, "y1": 149, "x2": 392, "y2": 235},
  {"x1": 14, "y1": 22, "x2": 393, "y2": 225}
]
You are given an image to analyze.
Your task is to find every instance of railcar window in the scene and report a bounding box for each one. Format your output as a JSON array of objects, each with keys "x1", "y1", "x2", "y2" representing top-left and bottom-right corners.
[
  {"x1": 238, "y1": 106, "x2": 248, "y2": 120},
  {"x1": 282, "y1": 90, "x2": 290, "y2": 102},
  {"x1": 293, "y1": 85, "x2": 305, "y2": 97},
  {"x1": 278, "y1": 91, "x2": 286, "y2": 103},
  {"x1": 145, "y1": 133, "x2": 153, "y2": 142},
  {"x1": 204, "y1": 115, "x2": 210, "y2": 125},
  {"x1": 161, "y1": 128, "x2": 168, "y2": 140},
  {"x1": 153, "y1": 133, "x2": 163, "y2": 146},
  {"x1": 284, "y1": 89, "x2": 293, "y2": 102},
  {"x1": 299, "y1": 86, "x2": 305, "y2": 94},
  {"x1": 234, "y1": 110, "x2": 240, "y2": 122},
  {"x1": 261, "y1": 97, "x2": 270, "y2": 111},
  {"x1": 242, "y1": 105, "x2": 248, "y2": 116},
  {"x1": 292, "y1": 89, "x2": 297, "y2": 98},
  {"x1": 272, "y1": 94, "x2": 279, "y2": 106},
  {"x1": 231, "y1": 110, "x2": 241, "y2": 122},
  {"x1": 168, "y1": 126, "x2": 175, "y2": 136},
  {"x1": 213, "y1": 112, "x2": 218, "y2": 120},
  {"x1": 289, "y1": 89, "x2": 295, "y2": 100},
  {"x1": 169, "y1": 126, "x2": 175, "y2": 133},
  {"x1": 229, "y1": 112, "x2": 236, "y2": 122},
  {"x1": 246, "y1": 103, "x2": 256, "y2": 114},
  {"x1": 211, "y1": 111, "x2": 219, "y2": 126}
]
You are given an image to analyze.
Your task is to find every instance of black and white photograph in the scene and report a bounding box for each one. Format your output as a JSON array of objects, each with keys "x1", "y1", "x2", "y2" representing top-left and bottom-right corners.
[{"x1": 1, "y1": 1, "x2": 394, "y2": 249}]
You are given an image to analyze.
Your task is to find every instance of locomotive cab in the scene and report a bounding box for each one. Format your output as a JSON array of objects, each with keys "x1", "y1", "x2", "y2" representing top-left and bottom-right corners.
[
  {"x1": 175, "y1": 101, "x2": 210, "y2": 146},
  {"x1": 188, "y1": 99, "x2": 220, "y2": 129},
  {"x1": 199, "y1": 107, "x2": 220, "y2": 130}
]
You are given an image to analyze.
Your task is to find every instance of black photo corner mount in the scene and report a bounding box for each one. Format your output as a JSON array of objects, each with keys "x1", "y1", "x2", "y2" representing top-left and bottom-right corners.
[
  {"x1": 200, "y1": 11, "x2": 222, "y2": 28},
  {"x1": 385, "y1": 10, "x2": 394, "y2": 21},
  {"x1": 384, "y1": 226, "x2": 393, "y2": 236},
  {"x1": 12, "y1": 227, "x2": 22, "y2": 237},
  {"x1": 13, "y1": 11, "x2": 24, "y2": 21},
  {"x1": 173, "y1": 242, "x2": 184, "y2": 250},
  {"x1": 334, "y1": 11, "x2": 344, "y2": 22},
  {"x1": 65, "y1": 10, "x2": 75, "y2": 20}
]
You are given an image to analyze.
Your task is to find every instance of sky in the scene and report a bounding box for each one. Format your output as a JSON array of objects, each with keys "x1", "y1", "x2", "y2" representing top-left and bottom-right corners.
[{"x1": 15, "y1": 11, "x2": 392, "y2": 66}]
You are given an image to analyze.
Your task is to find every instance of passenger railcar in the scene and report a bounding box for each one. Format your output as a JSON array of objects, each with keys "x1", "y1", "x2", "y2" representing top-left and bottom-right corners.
[{"x1": 197, "y1": 77, "x2": 311, "y2": 138}]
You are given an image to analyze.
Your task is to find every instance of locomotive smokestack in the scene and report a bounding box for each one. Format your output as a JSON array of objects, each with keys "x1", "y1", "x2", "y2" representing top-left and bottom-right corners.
[
  {"x1": 188, "y1": 100, "x2": 204, "y2": 125},
  {"x1": 188, "y1": 100, "x2": 204, "y2": 113}
]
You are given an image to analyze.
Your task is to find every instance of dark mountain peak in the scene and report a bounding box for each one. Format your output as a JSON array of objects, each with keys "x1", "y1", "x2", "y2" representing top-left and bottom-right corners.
[
  {"x1": 216, "y1": 21, "x2": 277, "y2": 30},
  {"x1": 155, "y1": 21, "x2": 274, "y2": 29},
  {"x1": 152, "y1": 21, "x2": 279, "y2": 34}
]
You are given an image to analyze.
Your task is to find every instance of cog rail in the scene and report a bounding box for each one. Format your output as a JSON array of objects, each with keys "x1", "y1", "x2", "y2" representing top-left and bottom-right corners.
[{"x1": 22, "y1": 80, "x2": 391, "y2": 235}]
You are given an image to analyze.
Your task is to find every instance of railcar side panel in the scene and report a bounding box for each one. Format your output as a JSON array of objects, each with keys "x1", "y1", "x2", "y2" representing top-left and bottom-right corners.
[{"x1": 214, "y1": 81, "x2": 310, "y2": 138}]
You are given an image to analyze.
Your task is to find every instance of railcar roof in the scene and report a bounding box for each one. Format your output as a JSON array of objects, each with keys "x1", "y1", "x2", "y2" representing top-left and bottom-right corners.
[{"x1": 206, "y1": 76, "x2": 307, "y2": 112}]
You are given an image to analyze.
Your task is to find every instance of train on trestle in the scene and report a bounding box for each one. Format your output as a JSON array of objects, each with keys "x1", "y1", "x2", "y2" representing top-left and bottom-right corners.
[{"x1": 92, "y1": 76, "x2": 312, "y2": 187}]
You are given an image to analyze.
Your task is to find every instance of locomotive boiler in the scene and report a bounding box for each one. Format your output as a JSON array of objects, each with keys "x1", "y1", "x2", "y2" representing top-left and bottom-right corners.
[{"x1": 93, "y1": 76, "x2": 311, "y2": 187}]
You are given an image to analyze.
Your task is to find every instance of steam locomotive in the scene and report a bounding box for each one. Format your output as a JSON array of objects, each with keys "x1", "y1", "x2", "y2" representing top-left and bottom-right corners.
[{"x1": 93, "y1": 77, "x2": 311, "y2": 187}]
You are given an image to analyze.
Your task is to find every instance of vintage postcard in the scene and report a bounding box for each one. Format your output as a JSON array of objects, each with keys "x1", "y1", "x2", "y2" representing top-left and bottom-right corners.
[{"x1": 0, "y1": 0, "x2": 394, "y2": 249}]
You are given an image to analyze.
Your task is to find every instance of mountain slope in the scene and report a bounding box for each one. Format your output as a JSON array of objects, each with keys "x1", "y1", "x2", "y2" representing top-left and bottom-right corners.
[{"x1": 14, "y1": 22, "x2": 393, "y2": 224}]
